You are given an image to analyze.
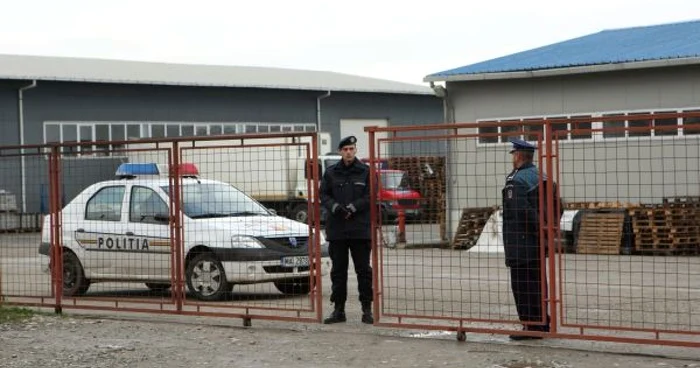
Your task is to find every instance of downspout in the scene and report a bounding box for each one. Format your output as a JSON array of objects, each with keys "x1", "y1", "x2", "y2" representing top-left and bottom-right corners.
[
  {"x1": 430, "y1": 81, "x2": 454, "y2": 242},
  {"x1": 18, "y1": 80, "x2": 37, "y2": 213},
  {"x1": 316, "y1": 90, "x2": 331, "y2": 134}
]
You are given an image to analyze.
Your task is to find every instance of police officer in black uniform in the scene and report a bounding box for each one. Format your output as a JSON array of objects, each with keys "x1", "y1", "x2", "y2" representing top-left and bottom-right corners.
[
  {"x1": 502, "y1": 138, "x2": 550, "y2": 340},
  {"x1": 320, "y1": 135, "x2": 373, "y2": 324}
]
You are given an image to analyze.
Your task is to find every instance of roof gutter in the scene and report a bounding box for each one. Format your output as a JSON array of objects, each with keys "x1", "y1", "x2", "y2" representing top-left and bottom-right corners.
[
  {"x1": 18, "y1": 80, "x2": 37, "y2": 213},
  {"x1": 423, "y1": 56, "x2": 700, "y2": 82}
]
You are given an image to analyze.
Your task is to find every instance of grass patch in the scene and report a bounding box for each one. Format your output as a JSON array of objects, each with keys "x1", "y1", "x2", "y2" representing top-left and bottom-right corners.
[{"x1": 0, "y1": 305, "x2": 37, "y2": 324}]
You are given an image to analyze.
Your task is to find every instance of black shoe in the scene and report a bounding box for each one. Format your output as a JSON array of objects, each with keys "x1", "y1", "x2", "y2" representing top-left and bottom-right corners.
[
  {"x1": 323, "y1": 310, "x2": 346, "y2": 324},
  {"x1": 361, "y1": 302, "x2": 374, "y2": 324}
]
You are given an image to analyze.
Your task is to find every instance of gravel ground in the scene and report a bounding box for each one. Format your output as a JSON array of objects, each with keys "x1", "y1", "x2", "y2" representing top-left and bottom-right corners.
[{"x1": 1, "y1": 311, "x2": 699, "y2": 368}]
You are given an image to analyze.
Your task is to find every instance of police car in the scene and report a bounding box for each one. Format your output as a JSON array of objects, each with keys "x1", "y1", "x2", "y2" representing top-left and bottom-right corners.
[{"x1": 38, "y1": 162, "x2": 330, "y2": 301}]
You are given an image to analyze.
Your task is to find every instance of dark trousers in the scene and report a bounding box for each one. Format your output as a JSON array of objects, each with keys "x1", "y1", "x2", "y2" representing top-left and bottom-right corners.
[
  {"x1": 510, "y1": 262, "x2": 549, "y2": 331},
  {"x1": 329, "y1": 239, "x2": 373, "y2": 304}
]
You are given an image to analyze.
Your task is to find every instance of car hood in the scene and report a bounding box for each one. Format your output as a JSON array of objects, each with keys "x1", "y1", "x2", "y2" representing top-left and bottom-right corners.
[{"x1": 184, "y1": 215, "x2": 309, "y2": 238}]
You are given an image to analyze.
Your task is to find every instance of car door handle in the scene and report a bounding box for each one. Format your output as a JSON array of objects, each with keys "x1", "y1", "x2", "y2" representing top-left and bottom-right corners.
[
  {"x1": 125, "y1": 232, "x2": 134, "y2": 236},
  {"x1": 76, "y1": 228, "x2": 85, "y2": 233}
]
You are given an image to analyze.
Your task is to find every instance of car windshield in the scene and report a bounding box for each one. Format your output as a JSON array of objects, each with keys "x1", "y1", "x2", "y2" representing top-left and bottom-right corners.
[
  {"x1": 381, "y1": 172, "x2": 409, "y2": 190},
  {"x1": 161, "y1": 183, "x2": 271, "y2": 219}
]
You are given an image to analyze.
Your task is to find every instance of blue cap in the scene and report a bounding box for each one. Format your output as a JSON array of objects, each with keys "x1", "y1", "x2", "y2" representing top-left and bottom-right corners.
[
  {"x1": 338, "y1": 135, "x2": 357, "y2": 149},
  {"x1": 509, "y1": 138, "x2": 537, "y2": 153}
]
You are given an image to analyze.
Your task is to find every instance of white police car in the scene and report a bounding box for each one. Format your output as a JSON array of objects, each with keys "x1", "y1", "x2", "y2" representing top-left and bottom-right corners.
[{"x1": 38, "y1": 162, "x2": 330, "y2": 301}]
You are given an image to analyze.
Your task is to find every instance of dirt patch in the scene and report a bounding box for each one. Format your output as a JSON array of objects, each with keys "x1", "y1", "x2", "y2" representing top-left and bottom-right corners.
[{"x1": 1, "y1": 312, "x2": 699, "y2": 368}]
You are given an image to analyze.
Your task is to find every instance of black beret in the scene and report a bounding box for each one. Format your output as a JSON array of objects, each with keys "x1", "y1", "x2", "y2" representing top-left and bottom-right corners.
[{"x1": 338, "y1": 135, "x2": 357, "y2": 149}]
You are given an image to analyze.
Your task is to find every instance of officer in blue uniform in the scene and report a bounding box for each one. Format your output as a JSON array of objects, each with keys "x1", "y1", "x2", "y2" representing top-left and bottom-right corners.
[
  {"x1": 320, "y1": 135, "x2": 374, "y2": 324},
  {"x1": 502, "y1": 138, "x2": 550, "y2": 340}
]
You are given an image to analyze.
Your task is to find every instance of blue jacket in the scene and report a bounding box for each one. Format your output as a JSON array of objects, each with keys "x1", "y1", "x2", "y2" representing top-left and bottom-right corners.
[
  {"x1": 502, "y1": 162, "x2": 541, "y2": 267},
  {"x1": 320, "y1": 158, "x2": 371, "y2": 241}
]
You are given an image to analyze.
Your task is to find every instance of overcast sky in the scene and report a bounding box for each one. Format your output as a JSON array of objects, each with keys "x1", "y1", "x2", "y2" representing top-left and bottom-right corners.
[{"x1": 1, "y1": 0, "x2": 699, "y2": 85}]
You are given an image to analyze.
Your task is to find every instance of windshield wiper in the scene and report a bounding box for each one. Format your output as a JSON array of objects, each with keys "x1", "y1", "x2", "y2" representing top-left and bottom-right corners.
[
  {"x1": 227, "y1": 211, "x2": 267, "y2": 217},
  {"x1": 188, "y1": 213, "x2": 232, "y2": 219},
  {"x1": 189, "y1": 212, "x2": 267, "y2": 219}
]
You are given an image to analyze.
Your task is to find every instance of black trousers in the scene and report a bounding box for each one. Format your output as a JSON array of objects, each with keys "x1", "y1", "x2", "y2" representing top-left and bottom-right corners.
[
  {"x1": 329, "y1": 239, "x2": 373, "y2": 304},
  {"x1": 510, "y1": 262, "x2": 549, "y2": 331}
]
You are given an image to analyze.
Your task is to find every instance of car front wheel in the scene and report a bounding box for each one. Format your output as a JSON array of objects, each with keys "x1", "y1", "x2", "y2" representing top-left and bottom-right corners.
[
  {"x1": 62, "y1": 250, "x2": 90, "y2": 296},
  {"x1": 185, "y1": 252, "x2": 232, "y2": 301}
]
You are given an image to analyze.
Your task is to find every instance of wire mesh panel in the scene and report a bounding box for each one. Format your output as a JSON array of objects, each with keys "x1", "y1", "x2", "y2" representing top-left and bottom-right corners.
[
  {"x1": 52, "y1": 141, "x2": 178, "y2": 313},
  {"x1": 369, "y1": 116, "x2": 700, "y2": 346},
  {"x1": 369, "y1": 125, "x2": 549, "y2": 337},
  {"x1": 0, "y1": 149, "x2": 54, "y2": 307},
  {"x1": 176, "y1": 134, "x2": 325, "y2": 322},
  {"x1": 555, "y1": 113, "x2": 700, "y2": 345}
]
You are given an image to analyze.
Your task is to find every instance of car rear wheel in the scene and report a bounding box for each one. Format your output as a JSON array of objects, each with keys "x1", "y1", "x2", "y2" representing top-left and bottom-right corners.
[
  {"x1": 274, "y1": 277, "x2": 311, "y2": 295},
  {"x1": 62, "y1": 250, "x2": 90, "y2": 296},
  {"x1": 186, "y1": 252, "x2": 232, "y2": 301}
]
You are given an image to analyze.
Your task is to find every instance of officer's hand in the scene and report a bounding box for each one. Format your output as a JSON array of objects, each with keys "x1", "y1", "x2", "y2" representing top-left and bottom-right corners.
[
  {"x1": 332, "y1": 204, "x2": 351, "y2": 218},
  {"x1": 345, "y1": 204, "x2": 356, "y2": 220}
]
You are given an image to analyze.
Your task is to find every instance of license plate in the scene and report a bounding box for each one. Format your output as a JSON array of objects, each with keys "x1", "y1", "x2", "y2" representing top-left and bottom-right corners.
[{"x1": 280, "y1": 256, "x2": 309, "y2": 268}]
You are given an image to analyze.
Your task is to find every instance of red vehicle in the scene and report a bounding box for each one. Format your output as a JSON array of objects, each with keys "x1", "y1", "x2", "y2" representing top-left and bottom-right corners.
[
  {"x1": 377, "y1": 169, "x2": 422, "y2": 223},
  {"x1": 359, "y1": 158, "x2": 423, "y2": 222}
]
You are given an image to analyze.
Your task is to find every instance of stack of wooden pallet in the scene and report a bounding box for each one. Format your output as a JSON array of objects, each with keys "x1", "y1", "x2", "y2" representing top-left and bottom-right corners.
[
  {"x1": 387, "y1": 156, "x2": 446, "y2": 225},
  {"x1": 576, "y1": 212, "x2": 626, "y2": 255},
  {"x1": 565, "y1": 201, "x2": 638, "y2": 210},
  {"x1": 629, "y1": 196, "x2": 700, "y2": 255},
  {"x1": 451, "y1": 207, "x2": 495, "y2": 250}
]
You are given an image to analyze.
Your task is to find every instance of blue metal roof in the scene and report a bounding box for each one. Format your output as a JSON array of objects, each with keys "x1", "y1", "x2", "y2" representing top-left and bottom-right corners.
[{"x1": 427, "y1": 19, "x2": 700, "y2": 79}]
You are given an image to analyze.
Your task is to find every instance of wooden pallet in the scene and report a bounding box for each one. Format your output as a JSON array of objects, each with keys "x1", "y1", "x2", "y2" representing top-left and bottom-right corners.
[
  {"x1": 576, "y1": 212, "x2": 625, "y2": 255},
  {"x1": 628, "y1": 199, "x2": 700, "y2": 255},
  {"x1": 451, "y1": 207, "x2": 495, "y2": 250}
]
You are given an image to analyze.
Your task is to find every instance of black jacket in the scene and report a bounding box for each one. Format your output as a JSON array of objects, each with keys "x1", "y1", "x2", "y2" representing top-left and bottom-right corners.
[
  {"x1": 502, "y1": 162, "x2": 540, "y2": 267},
  {"x1": 320, "y1": 158, "x2": 371, "y2": 241}
]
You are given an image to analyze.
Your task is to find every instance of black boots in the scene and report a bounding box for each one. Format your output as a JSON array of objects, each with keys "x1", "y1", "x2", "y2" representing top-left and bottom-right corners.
[
  {"x1": 323, "y1": 303, "x2": 346, "y2": 324},
  {"x1": 323, "y1": 302, "x2": 373, "y2": 324},
  {"x1": 361, "y1": 301, "x2": 373, "y2": 324}
]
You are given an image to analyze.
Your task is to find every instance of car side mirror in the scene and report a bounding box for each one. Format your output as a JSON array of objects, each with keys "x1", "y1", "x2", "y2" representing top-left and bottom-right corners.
[
  {"x1": 267, "y1": 208, "x2": 277, "y2": 216},
  {"x1": 154, "y1": 213, "x2": 170, "y2": 223}
]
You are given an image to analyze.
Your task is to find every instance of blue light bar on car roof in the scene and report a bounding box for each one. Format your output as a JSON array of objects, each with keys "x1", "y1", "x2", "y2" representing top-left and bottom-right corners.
[{"x1": 115, "y1": 163, "x2": 161, "y2": 178}]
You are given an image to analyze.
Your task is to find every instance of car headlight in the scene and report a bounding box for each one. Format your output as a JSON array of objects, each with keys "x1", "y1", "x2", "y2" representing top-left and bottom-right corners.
[{"x1": 231, "y1": 235, "x2": 265, "y2": 249}]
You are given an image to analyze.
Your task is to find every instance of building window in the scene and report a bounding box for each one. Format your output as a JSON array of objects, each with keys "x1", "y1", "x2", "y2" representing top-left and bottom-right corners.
[
  {"x1": 44, "y1": 121, "x2": 316, "y2": 156},
  {"x1": 602, "y1": 114, "x2": 625, "y2": 138},
  {"x1": 627, "y1": 112, "x2": 652, "y2": 138},
  {"x1": 477, "y1": 109, "x2": 696, "y2": 146},
  {"x1": 151, "y1": 124, "x2": 165, "y2": 138},
  {"x1": 570, "y1": 116, "x2": 592, "y2": 140},
  {"x1": 478, "y1": 123, "x2": 499, "y2": 144},
  {"x1": 683, "y1": 110, "x2": 700, "y2": 135},
  {"x1": 500, "y1": 120, "x2": 521, "y2": 141},
  {"x1": 653, "y1": 112, "x2": 678, "y2": 136},
  {"x1": 223, "y1": 124, "x2": 237, "y2": 134}
]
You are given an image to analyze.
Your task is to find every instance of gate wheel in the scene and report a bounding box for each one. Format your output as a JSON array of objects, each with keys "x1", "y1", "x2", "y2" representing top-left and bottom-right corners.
[{"x1": 456, "y1": 331, "x2": 466, "y2": 342}]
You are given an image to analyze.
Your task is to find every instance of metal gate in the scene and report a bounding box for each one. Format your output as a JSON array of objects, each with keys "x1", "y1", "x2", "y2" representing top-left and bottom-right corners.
[
  {"x1": 0, "y1": 133, "x2": 326, "y2": 324},
  {"x1": 366, "y1": 112, "x2": 700, "y2": 347}
]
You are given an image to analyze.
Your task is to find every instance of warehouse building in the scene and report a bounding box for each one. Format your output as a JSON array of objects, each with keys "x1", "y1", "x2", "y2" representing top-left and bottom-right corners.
[
  {"x1": 0, "y1": 54, "x2": 442, "y2": 213},
  {"x1": 425, "y1": 19, "x2": 700, "y2": 216}
]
